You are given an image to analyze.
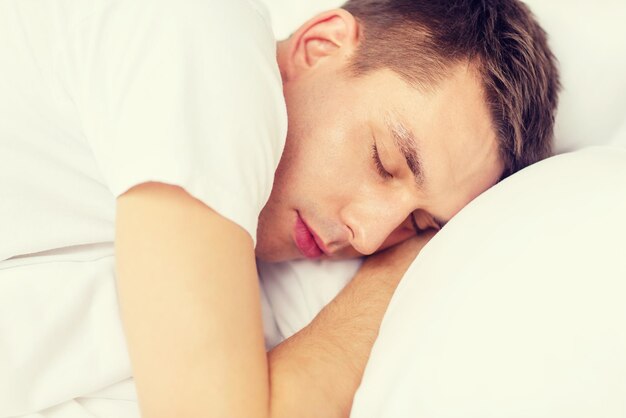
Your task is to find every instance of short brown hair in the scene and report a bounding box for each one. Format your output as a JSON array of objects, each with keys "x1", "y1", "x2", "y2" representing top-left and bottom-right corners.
[{"x1": 342, "y1": 0, "x2": 561, "y2": 179}]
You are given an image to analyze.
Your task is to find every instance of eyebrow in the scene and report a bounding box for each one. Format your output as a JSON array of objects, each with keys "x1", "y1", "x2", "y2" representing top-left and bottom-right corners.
[
  {"x1": 386, "y1": 119, "x2": 426, "y2": 187},
  {"x1": 386, "y1": 118, "x2": 449, "y2": 230}
]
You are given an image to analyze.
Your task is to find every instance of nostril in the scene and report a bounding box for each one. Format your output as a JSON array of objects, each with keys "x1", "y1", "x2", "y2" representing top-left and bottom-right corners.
[{"x1": 345, "y1": 224, "x2": 355, "y2": 242}]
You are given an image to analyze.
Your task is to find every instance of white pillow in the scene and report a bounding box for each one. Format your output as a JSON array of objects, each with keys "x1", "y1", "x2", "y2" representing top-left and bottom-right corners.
[
  {"x1": 350, "y1": 146, "x2": 626, "y2": 418},
  {"x1": 523, "y1": 0, "x2": 626, "y2": 153},
  {"x1": 611, "y1": 117, "x2": 626, "y2": 147},
  {"x1": 261, "y1": 0, "x2": 626, "y2": 152},
  {"x1": 261, "y1": 0, "x2": 343, "y2": 40}
]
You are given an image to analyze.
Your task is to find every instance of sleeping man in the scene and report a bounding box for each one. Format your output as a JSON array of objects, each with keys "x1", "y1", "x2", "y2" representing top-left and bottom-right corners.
[{"x1": 0, "y1": 0, "x2": 559, "y2": 416}]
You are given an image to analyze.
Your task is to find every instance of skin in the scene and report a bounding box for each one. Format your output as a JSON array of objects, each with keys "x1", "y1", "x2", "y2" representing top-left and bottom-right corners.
[
  {"x1": 114, "y1": 8, "x2": 505, "y2": 418},
  {"x1": 256, "y1": 9, "x2": 504, "y2": 262}
]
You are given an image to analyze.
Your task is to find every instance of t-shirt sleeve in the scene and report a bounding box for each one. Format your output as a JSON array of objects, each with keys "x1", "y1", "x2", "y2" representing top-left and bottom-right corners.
[{"x1": 62, "y1": 0, "x2": 287, "y2": 244}]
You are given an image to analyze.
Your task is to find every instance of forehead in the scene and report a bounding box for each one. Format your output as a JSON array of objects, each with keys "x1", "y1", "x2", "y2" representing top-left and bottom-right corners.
[{"x1": 358, "y1": 64, "x2": 503, "y2": 218}]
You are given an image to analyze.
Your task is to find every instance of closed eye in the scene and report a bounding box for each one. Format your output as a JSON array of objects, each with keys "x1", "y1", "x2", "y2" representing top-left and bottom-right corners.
[
  {"x1": 410, "y1": 212, "x2": 423, "y2": 234},
  {"x1": 372, "y1": 143, "x2": 392, "y2": 179}
]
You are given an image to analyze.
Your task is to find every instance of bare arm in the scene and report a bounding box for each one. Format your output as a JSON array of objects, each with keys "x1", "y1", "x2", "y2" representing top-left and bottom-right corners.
[
  {"x1": 268, "y1": 231, "x2": 433, "y2": 418},
  {"x1": 116, "y1": 182, "x2": 268, "y2": 418},
  {"x1": 116, "y1": 182, "x2": 432, "y2": 418}
]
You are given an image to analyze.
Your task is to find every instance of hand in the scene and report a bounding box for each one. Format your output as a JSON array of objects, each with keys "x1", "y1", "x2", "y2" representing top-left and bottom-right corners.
[{"x1": 358, "y1": 230, "x2": 437, "y2": 284}]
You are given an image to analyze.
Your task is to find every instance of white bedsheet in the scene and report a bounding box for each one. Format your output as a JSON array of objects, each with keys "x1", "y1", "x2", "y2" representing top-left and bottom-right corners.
[
  {"x1": 1, "y1": 248, "x2": 355, "y2": 418},
  {"x1": 0, "y1": 244, "x2": 131, "y2": 418},
  {"x1": 16, "y1": 379, "x2": 139, "y2": 418}
]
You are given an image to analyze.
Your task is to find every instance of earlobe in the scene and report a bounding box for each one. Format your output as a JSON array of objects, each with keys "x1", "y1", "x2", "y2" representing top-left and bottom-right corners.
[{"x1": 285, "y1": 9, "x2": 359, "y2": 79}]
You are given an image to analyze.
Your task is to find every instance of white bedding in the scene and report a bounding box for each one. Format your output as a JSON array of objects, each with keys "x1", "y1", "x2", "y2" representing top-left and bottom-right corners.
[
  {"x1": 16, "y1": 379, "x2": 139, "y2": 418},
  {"x1": 0, "y1": 244, "x2": 131, "y2": 417}
]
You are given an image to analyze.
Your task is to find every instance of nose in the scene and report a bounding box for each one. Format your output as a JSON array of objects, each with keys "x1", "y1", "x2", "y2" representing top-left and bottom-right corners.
[{"x1": 339, "y1": 199, "x2": 412, "y2": 255}]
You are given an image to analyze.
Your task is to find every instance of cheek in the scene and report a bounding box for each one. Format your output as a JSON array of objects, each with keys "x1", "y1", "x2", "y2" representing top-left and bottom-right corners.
[{"x1": 291, "y1": 132, "x2": 360, "y2": 189}]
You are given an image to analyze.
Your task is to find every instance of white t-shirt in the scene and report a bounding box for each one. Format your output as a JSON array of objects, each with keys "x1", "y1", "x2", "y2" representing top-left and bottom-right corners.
[{"x1": 0, "y1": 0, "x2": 287, "y2": 415}]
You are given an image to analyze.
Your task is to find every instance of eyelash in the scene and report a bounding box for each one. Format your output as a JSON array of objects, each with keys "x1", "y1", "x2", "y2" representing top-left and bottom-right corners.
[
  {"x1": 372, "y1": 143, "x2": 393, "y2": 179},
  {"x1": 410, "y1": 213, "x2": 424, "y2": 234},
  {"x1": 410, "y1": 211, "x2": 442, "y2": 235}
]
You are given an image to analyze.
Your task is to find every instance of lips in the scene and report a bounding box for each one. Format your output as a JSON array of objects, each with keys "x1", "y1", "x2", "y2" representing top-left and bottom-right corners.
[{"x1": 294, "y1": 212, "x2": 324, "y2": 259}]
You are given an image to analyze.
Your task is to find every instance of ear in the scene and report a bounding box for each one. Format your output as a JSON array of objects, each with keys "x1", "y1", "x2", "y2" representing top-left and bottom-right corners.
[{"x1": 281, "y1": 9, "x2": 360, "y2": 81}]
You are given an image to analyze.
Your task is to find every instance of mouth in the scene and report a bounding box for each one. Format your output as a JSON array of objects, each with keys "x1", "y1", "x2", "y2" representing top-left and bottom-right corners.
[{"x1": 294, "y1": 211, "x2": 328, "y2": 259}]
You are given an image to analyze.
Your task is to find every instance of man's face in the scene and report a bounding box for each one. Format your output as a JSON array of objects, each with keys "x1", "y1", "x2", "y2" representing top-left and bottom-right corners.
[{"x1": 255, "y1": 12, "x2": 503, "y2": 262}]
